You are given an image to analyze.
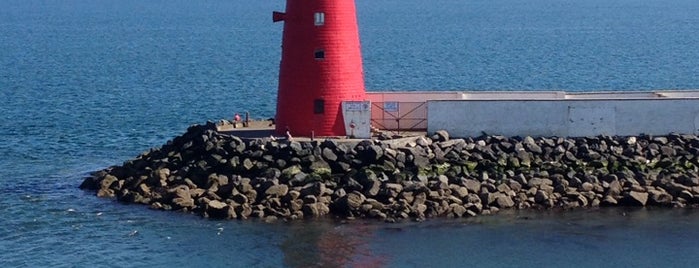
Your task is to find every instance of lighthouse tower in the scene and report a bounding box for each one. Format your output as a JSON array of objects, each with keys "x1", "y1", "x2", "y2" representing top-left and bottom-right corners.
[{"x1": 273, "y1": 0, "x2": 366, "y2": 137}]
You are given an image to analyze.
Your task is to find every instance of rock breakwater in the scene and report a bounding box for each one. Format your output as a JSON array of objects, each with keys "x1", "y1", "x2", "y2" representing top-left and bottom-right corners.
[{"x1": 81, "y1": 123, "x2": 699, "y2": 222}]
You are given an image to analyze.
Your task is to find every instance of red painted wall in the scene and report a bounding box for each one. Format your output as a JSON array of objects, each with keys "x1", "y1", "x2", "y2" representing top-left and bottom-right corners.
[{"x1": 274, "y1": 0, "x2": 366, "y2": 137}]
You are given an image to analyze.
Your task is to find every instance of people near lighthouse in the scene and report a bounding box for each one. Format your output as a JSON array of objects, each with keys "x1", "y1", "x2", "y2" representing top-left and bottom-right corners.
[
  {"x1": 285, "y1": 126, "x2": 293, "y2": 141},
  {"x1": 233, "y1": 113, "x2": 241, "y2": 128}
]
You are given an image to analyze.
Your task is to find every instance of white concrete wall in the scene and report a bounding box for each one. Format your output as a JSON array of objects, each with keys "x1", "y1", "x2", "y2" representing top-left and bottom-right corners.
[
  {"x1": 366, "y1": 91, "x2": 461, "y2": 102},
  {"x1": 368, "y1": 90, "x2": 699, "y2": 101},
  {"x1": 428, "y1": 99, "x2": 699, "y2": 137},
  {"x1": 460, "y1": 91, "x2": 566, "y2": 100}
]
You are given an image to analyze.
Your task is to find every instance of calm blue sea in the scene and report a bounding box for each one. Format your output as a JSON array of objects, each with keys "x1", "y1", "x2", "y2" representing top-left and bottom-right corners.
[{"x1": 2, "y1": 0, "x2": 699, "y2": 267}]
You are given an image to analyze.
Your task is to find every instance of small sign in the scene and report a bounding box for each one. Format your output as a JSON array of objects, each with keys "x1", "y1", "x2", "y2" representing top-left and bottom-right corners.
[
  {"x1": 383, "y1": 101, "x2": 399, "y2": 112},
  {"x1": 345, "y1": 101, "x2": 370, "y2": 111}
]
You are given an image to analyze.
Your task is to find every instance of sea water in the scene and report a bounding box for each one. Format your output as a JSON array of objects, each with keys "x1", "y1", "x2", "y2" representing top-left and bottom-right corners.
[{"x1": 2, "y1": 0, "x2": 699, "y2": 267}]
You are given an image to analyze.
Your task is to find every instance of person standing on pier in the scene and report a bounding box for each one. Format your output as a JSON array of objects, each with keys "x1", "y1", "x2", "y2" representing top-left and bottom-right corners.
[{"x1": 233, "y1": 113, "x2": 241, "y2": 128}]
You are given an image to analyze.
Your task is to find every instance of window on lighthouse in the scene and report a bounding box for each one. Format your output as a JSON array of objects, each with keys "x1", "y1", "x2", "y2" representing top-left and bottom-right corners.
[
  {"x1": 314, "y1": 99, "x2": 325, "y2": 114},
  {"x1": 314, "y1": 12, "x2": 325, "y2": 26},
  {"x1": 314, "y1": 49, "x2": 325, "y2": 60}
]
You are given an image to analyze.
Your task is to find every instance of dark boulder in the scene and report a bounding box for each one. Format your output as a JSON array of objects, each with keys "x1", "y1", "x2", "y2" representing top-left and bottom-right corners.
[
  {"x1": 622, "y1": 191, "x2": 649, "y2": 206},
  {"x1": 332, "y1": 191, "x2": 366, "y2": 216},
  {"x1": 431, "y1": 130, "x2": 450, "y2": 142}
]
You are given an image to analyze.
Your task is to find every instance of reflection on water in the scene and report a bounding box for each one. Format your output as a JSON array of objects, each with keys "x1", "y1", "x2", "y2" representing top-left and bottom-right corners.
[{"x1": 281, "y1": 220, "x2": 388, "y2": 267}]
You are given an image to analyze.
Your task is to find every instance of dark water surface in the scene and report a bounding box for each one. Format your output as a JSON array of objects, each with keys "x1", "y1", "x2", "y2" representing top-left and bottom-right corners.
[{"x1": 2, "y1": 0, "x2": 699, "y2": 267}]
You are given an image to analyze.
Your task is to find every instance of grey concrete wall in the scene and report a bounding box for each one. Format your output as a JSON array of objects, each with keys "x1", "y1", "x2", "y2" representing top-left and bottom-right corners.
[{"x1": 427, "y1": 99, "x2": 699, "y2": 137}]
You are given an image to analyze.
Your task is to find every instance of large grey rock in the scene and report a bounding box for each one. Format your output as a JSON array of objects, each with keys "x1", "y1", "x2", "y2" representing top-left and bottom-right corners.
[
  {"x1": 496, "y1": 183, "x2": 512, "y2": 193},
  {"x1": 534, "y1": 190, "x2": 549, "y2": 204},
  {"x1": 679, "y1": 190, "x2": 694, "y2": 200},
  {"x1": 580, "y1": 182, "x2": 594, "y2": 192},
  {"x1": 100, "y1": 175, "x2": 119, "y2": 190},
  {"x1": 362, "y1": 176, "x2": 381, "y2": 197},
  {"x1": 156, "y1": 168, "x2": 170, "y2": 181},
  {"x1": 242, "y1": 158, "x2": 254, "y2": 170},
  {"x1": 452, "y1": 204, "x2": 467, "y2": 217},
  {"x1": 333, "y1": 191, "x2": 366, "y2": 216},
  {"x1": 415, "y1": 203, "x2": 428, "y2": 215},
  {"x1": 416, "y1": 136, "x2": 431, "y2": 147},
  {"x1": 234, "y1": 203, "x2": 252, "y2": 219},
  {"x1": 302, "y1": 203, "x2": 320, "y2": 217},
  {"x1": 205, "y1": 200, "x2": 230, "y2": 219},
  {"x1": 309, "y1": 159, "x2": 331, "y2": 176},
  {"x1": 432, "y1": 130, "x2": 450, "y2": 142},
  {"x1": 368, "y1": 145, "x2": 385, "y2": 161},
  {"x1": 452, "y1": 186, "x2": 469, "y2": 199},
  {"x1": 600, "y1": 195, "x2": 618, "y2": 206},
  {"x1": 624, "y1": 191, "x2": 649, "y2": 206},
  {"x1": 479, "y1": 192, "x2": 498, "y2": 206},
  {"x1": 524, "y1": 140, "x2": 543, "y2": 154},
  {"x1": 79, "y1": 174, "x2": 102, "y2": 190},
  {"x1": 173, "y1": 196, "x2": 194, "y2": 209},
  {"x1": 300, "y1": 182, "x2": 326, "y2": 197},
  {"x1": 207, "y1": 174, "x2": 229, "y2": 188},
  {"x1": 660, "y1": 146, "x2": 676, "y2": 157},
  {"x1": 648, "y1": 189, "x2": 673, "y2": 205},
  {"x1": 607, "y1": 180, "x2": 622, "y2": 196},
  {"x1": 528, "y1": 178, "x2": 553, "y2": 188},
  {"x1": 464, "y1": 179, "x2": 481, "y2": 193},
  {"x1": 347, "y1": 191, "x2": 365, "y2": 207},
  {"x1": 413, "y1": 192, "x2": 427, "y2": 205},
  {"x1": 288, "y1": 141, "x2": 304, "y2": 155},
  {"x1": 496, "y1": 195, "x2": 515, "y2": 208},
  {"x1": 321, "y1": 147, "x2": 338, "y2": 162},
  {"x1": 384, "y1": 183, "x2": 403, "y2": 198},
  {"x1": 678, "y1": 176, "x2": 699, "y2": 187},
  {"x1": 265, "y1": 184, "x2": 289, "y2": 198}
]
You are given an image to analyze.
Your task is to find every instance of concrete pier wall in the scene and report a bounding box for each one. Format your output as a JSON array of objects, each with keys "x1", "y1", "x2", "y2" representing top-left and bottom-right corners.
[
  {"x1": 366, "y1": 91, "x2": 461, "y2": 102},
  {"x1": 427, "y1": 98, "x2": 699, "y2": 137}
]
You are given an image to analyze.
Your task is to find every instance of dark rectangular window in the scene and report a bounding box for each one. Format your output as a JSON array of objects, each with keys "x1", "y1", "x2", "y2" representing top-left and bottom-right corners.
[
  {"x1": 314, "y1": 50, "x2": 325, "y2": 60},
  {"x1": 314, "y1": 99, "x2": 324, "y2": 114}
]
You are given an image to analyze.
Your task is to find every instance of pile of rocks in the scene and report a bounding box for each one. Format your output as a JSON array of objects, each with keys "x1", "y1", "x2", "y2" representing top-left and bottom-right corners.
[{"x1": 80, "y1": 123, "x2": 699, "y2": 222}]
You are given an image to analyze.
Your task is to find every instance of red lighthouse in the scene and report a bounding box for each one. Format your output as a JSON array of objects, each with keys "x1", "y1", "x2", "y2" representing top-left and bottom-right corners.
[{"x1": 273, "y1": 0, "x2": 366, "y2": 137}]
